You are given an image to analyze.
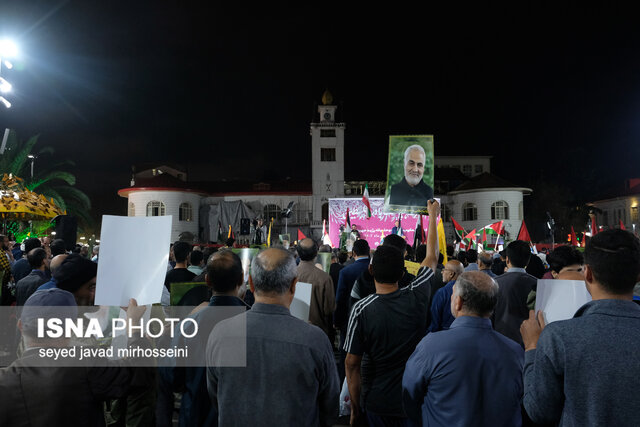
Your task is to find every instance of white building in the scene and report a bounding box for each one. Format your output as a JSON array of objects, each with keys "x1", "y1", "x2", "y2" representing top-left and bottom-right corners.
[
  {"x1": 440, "y1": 173, "x2": 532, "y2": 243},
  {"x1": 118, "y1": 91, "x2": 533, "y2": 245},
  {"x1": 587, "y1": 179, "x2": 640, "y2": 233}
]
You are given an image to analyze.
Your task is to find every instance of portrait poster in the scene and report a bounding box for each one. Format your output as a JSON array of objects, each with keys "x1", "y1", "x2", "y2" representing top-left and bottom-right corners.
[
  {"x1": 383, "y1": 135, "x2": 434, "y2": 215},
  {"x1": 231, "y1": 248, "x2": 260, "y2": 285}
]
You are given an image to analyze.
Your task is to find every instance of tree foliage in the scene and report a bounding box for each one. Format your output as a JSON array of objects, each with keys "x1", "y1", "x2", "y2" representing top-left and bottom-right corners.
[{"x1": 0, "y1": 130, "x2": 93, "y2": 230}]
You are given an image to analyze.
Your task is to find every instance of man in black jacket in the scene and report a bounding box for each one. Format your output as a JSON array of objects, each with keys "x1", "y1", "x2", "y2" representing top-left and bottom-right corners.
[{"x1": 492, "y1": 240, "x2": 537, "y2": 346}]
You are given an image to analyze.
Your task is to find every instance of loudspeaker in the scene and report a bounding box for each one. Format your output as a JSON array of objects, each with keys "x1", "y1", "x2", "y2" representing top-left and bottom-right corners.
[
  {"x1": 240, "y1": 218, "x2": 250, "y2": 235},
  {"x1": 52, "y1": 215, "x2": 77, "y2": 251}
]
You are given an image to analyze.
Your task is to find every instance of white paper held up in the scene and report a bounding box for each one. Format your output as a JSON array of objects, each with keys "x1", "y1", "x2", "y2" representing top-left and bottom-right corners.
[
  {"x1": 534, "y1": 279, "x2": 592, "y2": 324},
  {"x1": 95, "y1": 215, "x2": 172, "y2": 306},
  {"x1": 290, "y1": 281, "x2": 312, "y2": 322}
]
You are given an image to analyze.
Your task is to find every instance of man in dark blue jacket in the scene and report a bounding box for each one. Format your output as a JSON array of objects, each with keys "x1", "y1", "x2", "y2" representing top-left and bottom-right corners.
[{"x1": 333, "y1": 238, "x2": 370, "y2": 381}]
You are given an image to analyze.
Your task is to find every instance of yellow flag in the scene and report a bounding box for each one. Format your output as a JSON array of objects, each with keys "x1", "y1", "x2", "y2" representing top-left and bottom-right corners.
[
  {"x1": 437, "y1": 217, "x2": 448, "y2": 264},
  {"x1": 267, "y1": 218, "x2": 273, "y2": 247}
]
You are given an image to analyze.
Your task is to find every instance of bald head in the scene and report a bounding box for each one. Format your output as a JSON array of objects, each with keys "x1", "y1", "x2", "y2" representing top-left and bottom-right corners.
[
  {"x1": 250, "y1": 248, "x2": 297, "y2": 295},
  {"x1": 442, "y1": 259, "x2": 464, "y2": 285},
  {"x1": 447, "y1": 260, "x2": 464, "y2": 276},
  {"x1": 50, "y1": 254, "x2": 69, "y2": 274},
  {"x1": 453, "y1": 271, "x2": 499, "y2": 317},
  {"x1": 296, "y1": 238, "x2": 318, "y2": 262}
]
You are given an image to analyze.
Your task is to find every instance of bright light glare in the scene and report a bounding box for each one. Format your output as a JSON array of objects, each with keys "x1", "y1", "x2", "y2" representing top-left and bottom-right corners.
[
  {"x1": 3, "y1": 60, "x2": 12, "y2": 69},
  {"x1": 0, "y1": 96, "x2": 11, "y2": 108},
  {"x1": 0, "y1": 40, "x2": 18, "y2": 58},
  {"x1": 0, "y1": 77, "x2": 11, "y2": 93}
]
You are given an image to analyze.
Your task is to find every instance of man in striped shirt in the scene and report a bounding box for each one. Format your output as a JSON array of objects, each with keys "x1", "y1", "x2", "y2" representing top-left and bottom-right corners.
[{"x1": 344, "y1": 200, "x2": 439, "y2": 426}]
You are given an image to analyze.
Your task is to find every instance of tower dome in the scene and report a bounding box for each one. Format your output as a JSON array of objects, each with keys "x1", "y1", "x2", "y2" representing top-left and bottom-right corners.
[{"x1": 321, "y1": 89, "x2": 333, "y2": 106}]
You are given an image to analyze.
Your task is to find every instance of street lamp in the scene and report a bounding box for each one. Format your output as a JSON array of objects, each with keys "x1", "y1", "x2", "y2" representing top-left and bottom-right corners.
[{"x1": 27, "y1": 154, "x2": 36, "y2": 178}]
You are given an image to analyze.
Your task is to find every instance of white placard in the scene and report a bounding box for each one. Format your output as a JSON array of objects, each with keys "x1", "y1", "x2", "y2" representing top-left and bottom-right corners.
[
  {"x1": 534, "y1": 279, "x2": 592, "y2": 324},
  {"x1": 95, "y1": 215, "x2": 172, "y2": 306},
  {"x1": 290, "y1": 281, "x2": 312, "y2": 322}
]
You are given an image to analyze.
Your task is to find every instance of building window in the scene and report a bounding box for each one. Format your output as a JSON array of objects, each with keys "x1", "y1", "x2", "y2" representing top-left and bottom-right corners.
[
  {"x1": 603, "y1": 211, "x2": 609, "y2": 226},
  {"x1": 475, "y1": 164, "x2": 483, "y2": 174},
  {"x1": 179, "y1": 202, "x2": 192, "y2": 222},
  {"x1": 519, "y1": 201, "x2": 523, "y2": 221},
  {"x1": 320, "y1": 129, "x2": 336, "y2": 138},
  {"x1": 491, "y1": 201, "x2": 509, "y2": 220},
  {"x1": 146, "y1": 201, "x2": 165, "y2": 216},
  {"x1": 128, "y1": 202, "x2": 135, "y2": 217},
  {"x1": 321, "y1": 148, "x2": 336, "y2": 162},
  {"x1": 263, "y1": 204, "x2": 281, "y2": 221},
  {"x1": 463, "y1": 203, "x2": 477, "y2": 221},
  {"x1": 441, "y1": 204, "x2": 452, "y2": 222},
  {"x1": 632, "y1": 206, "x2": 639, "y2": 223}
]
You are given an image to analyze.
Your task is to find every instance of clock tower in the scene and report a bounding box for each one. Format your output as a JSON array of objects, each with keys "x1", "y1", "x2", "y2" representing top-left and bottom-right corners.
[{"x1": 310, "y1": 90, "x2": 345, "y2": 230}]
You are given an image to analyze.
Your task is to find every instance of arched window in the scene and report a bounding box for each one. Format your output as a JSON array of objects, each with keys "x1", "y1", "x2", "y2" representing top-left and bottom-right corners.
[
  {"x1": 179, "y1": 202, "x2": 193, "y2": 222},
  {"x1": 263, "y1": 204, "x2": 281, "y2": 222},
  {"x1": 441, "y1": 204, "x2": 452, "y2": 222},
  {"x1": 518, "y1": 201, "x2": 523, "y2": 221},
  {"x1": 462, "y1": 203, "x2": 477, "y2": 221},
  {"x1": 128, "y1": 202, "x2": 135, "y2": 217},
  {"x1": 146, "y1": 200, "x2": 165, "y2": 216},
  {"x1": 491, "y1": 201, "x2": 509, "y2": 220}
]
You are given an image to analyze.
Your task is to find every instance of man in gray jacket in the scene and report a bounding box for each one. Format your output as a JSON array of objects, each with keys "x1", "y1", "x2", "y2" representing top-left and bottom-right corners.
[
  {"x1": 521, "y1": 229, "x2": 640, "y2": 426},
  {"x1": 207, "y1": 247, "x2": 339, "y2": 426}
]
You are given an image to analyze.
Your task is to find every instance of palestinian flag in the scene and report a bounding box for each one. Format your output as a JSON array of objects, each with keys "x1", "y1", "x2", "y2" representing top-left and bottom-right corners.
[
  {"x1": 474, "y1": 221, "x2": 504, "y2": 249},
  {"x1": 464, "y1": 229, "x2": 477, "y2": 249},
  {"x1": 517, "y1": 220, "x2": 531, "y2": 242},
  {"x1": 620, "y1": 219, "x2": 626, "y2": 230},
  {"x1": 451, "y1": 217, "x2": 467, "y2": 244},
  {"x1": 362, "y1": 183, "x2": 372, "y2": 219},
  {"x1": 298, "y1": 228, "x2": 306, "y2": 241},
  {"x1": 590, "y1": 214, "x2": 598, "y2": 236},
  {"x1": 570, "y1": 226, "x2": 578, "y2": 246},
  {"x1": 413, "y1": 215, "x2": 425, "y2": 251},
  {"x1": 322, "y1": 220, "x2": 333, "y2": 247},
  {"x1": 485, "y1": 221, "x2": 504, "y2": 250}
]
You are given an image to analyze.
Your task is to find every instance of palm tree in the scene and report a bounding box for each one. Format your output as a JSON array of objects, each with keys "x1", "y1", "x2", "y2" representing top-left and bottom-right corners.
[{"x1": 0, "y1": 130, "x2": 93, "y2": 230}]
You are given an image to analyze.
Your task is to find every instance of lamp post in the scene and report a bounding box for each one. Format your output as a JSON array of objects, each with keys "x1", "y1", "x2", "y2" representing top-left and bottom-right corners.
[{"x1": 27, "y1": 154, "x2": 36, "y2": 178}]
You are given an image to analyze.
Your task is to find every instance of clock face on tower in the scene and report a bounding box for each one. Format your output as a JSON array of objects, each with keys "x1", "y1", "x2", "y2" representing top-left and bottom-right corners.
[{"x1": 323, "y1": 112, "x2": 332, "y2": 121}]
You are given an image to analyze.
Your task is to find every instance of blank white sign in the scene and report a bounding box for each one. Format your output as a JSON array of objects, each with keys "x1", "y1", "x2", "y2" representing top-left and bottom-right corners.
[
  {"x1": 95, "y1": 215, "x2": 172, "y2": 306},
  {"x1": 535, "y1": 279, "x2": 592, "y2": 324},
  {"x1": 290, "y1": 281, "x2": 312, "y2": 322}
]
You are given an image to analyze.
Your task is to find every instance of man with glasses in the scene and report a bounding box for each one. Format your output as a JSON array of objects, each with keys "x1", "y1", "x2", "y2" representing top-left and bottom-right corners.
[{"x1": 429, "y1": 259, "x2": 464, "y2": 332}]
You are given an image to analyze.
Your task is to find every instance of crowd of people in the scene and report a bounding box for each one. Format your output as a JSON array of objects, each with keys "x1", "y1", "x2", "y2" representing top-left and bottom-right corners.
[{"x1": 1, "y1": 199, "x2": 640, "y2": 426}]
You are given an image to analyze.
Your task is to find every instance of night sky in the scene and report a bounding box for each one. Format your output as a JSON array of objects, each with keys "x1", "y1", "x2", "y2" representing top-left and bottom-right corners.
[{"x1": 1, "y1": 2, "x2": 640, "y2": 223}]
